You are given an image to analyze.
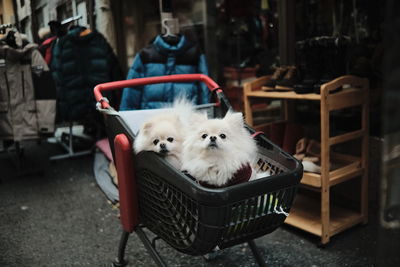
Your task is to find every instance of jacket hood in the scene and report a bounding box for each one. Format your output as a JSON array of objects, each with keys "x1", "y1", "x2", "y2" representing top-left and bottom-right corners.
[
  {"x1": 153, "y1": 34, "x2": 188, "y2": 55},
  {"x1": 0, "y1": 41, "x2": 38, "y2": 62},
  {"x1": 67, "y1": 27, "x2": 98, "y2": 43}
]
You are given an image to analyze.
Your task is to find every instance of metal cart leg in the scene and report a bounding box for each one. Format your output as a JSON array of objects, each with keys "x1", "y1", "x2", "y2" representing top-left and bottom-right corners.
[
  {"x1": 136, "y1": 227, "x2": 168, "y2": 267},
  {"x1": 112, "y1": 230, "x2": 130, "y2": 267},
  {"x1": 248, "y1": 240, "x2": 267, "y2": 267}
]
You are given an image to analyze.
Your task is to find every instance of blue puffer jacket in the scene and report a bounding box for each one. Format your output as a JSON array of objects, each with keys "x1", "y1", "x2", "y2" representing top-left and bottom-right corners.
[{"x1": 120, "y1": 35, "x2": 209, "y2": 110}]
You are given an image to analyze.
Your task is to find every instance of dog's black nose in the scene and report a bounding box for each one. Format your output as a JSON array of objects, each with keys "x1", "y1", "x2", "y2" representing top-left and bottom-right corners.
[
  {"x1": 160, "y1": 143, "x2": 166, "y2": 149},
  {"x1": 210, "y1": 136, "x2": 217, "y2": 142}
]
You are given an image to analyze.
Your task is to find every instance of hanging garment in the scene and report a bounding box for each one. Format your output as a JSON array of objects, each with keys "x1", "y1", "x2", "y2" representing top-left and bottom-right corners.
[
  {"x1": 119, "y1": 34, "x2": 209, "y2": 111},
  {"x1": 51, "y1": 27, "x2": 122, "y2": 121},
  {"x1": 0, "y1": 39, "x2": 55, "y2": 141},
  {"x1": 38, "y1": 36, "x2": 57, "y2": 65}
]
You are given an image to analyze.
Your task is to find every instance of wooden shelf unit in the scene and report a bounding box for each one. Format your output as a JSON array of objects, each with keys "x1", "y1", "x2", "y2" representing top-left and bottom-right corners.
[
  {"x1": 243, "y1": 75, "x2": 369, "y2": 244},
  {"x1": 285, "y1": 194, "x2": 365, "y2": 238}
]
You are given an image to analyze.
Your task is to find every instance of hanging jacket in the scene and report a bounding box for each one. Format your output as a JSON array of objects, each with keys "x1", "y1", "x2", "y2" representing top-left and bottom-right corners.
[
  {"x1": 0, "y1": 40, "x2": 51, "y2": 141},
  {"x1": 119, "y1": 35, "x2": 209, "y2": 111},
  {"x1": 51, "y1": 27, "x2": 122, "y2": 121},
  {"x1": 39, "y1": 36, "x2": 57, "y2": 65}
]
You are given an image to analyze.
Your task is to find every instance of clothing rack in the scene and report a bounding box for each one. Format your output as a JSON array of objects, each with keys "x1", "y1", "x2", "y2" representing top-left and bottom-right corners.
[
  {"x1": 61, "y1": 15, "x2": 82, "y2": 25},
  {"x1": 159, "y1": 0, "x2": 179, "y2": 36},
  {"x1": 0, "y1": 23, "x2": 13, "y2": 30},
  {"x1": 0, "y1": 23, "x2": 14, "y2": 34},
  {"x1": 49, "y1": 122, "x2": 94, "y2": 161}
]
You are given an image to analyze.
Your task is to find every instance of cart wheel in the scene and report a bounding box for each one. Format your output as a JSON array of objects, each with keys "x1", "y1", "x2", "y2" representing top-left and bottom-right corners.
[
  {"x1": 202, "y1": 250, "x2": 220, "y2": 261},
  {"x1": 112, "y1": 259, "x2": 128, "y2": 267},
  {"x1": 248, "y1": 240, "x2": 267, "y2": 267}
]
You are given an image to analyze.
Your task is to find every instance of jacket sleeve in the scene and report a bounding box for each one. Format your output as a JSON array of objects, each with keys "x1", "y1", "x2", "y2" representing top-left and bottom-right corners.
[
  {"x1": 50, "y1": 39, "x2": 62, "y2": 87},
  {"x1": 197, "y1": 54, "x2": 210, "y2": 104},
  {"x1": 119, "y1": 54, "x2": 144, "y2": 111},
  {"x1": 31, "y1": 49, "x2": 49, "y2": 71}
]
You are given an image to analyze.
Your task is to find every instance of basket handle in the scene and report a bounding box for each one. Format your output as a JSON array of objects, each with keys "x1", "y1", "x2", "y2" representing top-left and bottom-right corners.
[{"x1": 94, "y1": 74, "x2": 220, "y2": 109}]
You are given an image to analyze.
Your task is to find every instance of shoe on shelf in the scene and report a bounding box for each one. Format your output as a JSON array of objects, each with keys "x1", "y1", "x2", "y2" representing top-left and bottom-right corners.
[
  {"x1": 293, "y1": 38, "x2": 321, "y2": 94},
  {"x1": 293, "y1": 138, "x2": 322, "y2": 173},
  {"x1": 306, "y1": 139, "x2": 321, "y2": 158},
  {"x1": 313, "y1": 36, "x2": 349, "y2": 94},
  {"x1": 302, "y1": 160, "x2": 321, "y2": 173},
  {"x1": 294, "y1": 137, "x2": 321, "y2": 159},
  {"x1": 295, "y1": 137, "x2": 309, "y2": 155},
  {"x1": 263, "y1": 66, "x2": 288, "y2": 91},
  {"x1": 275, "y1": 66, "x2": 299, "y2": 91}
]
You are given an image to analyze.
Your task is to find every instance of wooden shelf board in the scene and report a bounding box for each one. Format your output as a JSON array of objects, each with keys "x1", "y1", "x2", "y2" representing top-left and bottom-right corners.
[
  {"x1": 301, "y1": 172, "x2": 322, "y2": 188},
  {"x1": 331, "y1": 152, "x2": 360, "y2": 163},
  {"x1": 329, "y1": 165, "x2": 363, "y2": 186},
  {"x1": 329, "y1": 129, "x2": 365, "y2": 146},
  {"x1": 250, "y1": 87, "x2": 365, "y2": 102},
  {"x1": 300, "y1": 154, "x2": 362, "y2": 188},
  {"x1": 285, "y1": 193, "x2": 364, "y2": 237},
  {"x1": 300, "y1": 166, "x2": 363, "y2": 188},
  {"x1": 253, "y1": 89, "x2": 321, "y2": 100},
  {"x1": 328, "y1": 88, "x2": 367, "y2": 111}
]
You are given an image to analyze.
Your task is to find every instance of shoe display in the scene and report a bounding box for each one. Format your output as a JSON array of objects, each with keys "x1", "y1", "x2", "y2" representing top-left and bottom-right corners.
[
  {"x1": 295, "y1": 137, "x2": 309, "y2": 155},
  {"x1": 263, "y1": 66, "x2": 288, "y2": 91},
  {"x1": 293, "y1": 138, "x2": 322, "y2": 173},
  {"x1": 313, "y1": 36, "x2": 349, "y2": 94},
  {"x1": 275, "y1": 66, "x2": 299, "y2": 91},
  {"x1": 293, "y1": 39, "x2": 321, "y2": 94},
  {"x1": 292, "y1": 36, "x2": 351, "y2": 94}
]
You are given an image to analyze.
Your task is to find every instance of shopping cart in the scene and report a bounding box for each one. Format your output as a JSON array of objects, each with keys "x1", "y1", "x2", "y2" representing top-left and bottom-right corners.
[{"x1": 94, "y1": 74, "x2": 303, "y2": 267}]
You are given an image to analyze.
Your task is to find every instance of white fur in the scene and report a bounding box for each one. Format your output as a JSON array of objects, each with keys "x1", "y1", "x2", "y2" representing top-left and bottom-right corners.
[
  {"x1": 181, "y1": 111, "x2": 260, "y2": 187},
  {"x1": 133, "y1": 98, "x2": 197, "y2": 169}
]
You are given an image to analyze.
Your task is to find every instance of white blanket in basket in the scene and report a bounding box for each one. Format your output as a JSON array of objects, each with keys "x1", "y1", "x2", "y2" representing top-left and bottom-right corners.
[{"x1": 118, "y1": 108, "x2": 171, "y2": 135}]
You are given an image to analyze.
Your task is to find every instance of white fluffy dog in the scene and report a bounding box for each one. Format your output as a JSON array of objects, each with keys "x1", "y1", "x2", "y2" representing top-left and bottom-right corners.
[
  {"x1": 133, "y1": 99, "x2": 195, "y2": 169},
  {"x1": 181, "y1": 111, "x2": 261, "y2": 187}
]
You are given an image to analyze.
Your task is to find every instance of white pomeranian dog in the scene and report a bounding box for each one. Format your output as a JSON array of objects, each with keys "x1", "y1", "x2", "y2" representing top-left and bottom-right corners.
[
  {"x1": 181, "y1": 111, "x2": 266, "y2": 187},
  {"x1": 133, "y1": 99, "x2": 196, "y2": 170}
]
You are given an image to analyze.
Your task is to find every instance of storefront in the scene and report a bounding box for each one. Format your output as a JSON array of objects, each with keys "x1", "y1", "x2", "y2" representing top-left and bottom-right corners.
[{"x1": 1, "y1": 1, "x2": 398, "y2": 265}]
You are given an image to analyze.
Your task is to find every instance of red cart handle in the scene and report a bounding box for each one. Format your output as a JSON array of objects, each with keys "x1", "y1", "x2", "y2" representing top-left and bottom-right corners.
[{"x1": 94, "y1": 74, "x2": 220, "y2": 109}]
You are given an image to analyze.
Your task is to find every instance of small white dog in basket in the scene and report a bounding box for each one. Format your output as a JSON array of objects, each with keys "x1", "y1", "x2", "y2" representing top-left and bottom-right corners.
[
  {"x1": 181, "y1": 111, "x2": 270, "y2": 188},
  {"x1": 133, "y1": 99, "x2": 195, "y2": 169}
]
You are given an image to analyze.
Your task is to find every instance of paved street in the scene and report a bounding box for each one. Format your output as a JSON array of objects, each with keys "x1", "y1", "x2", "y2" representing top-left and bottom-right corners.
[{"x1": 0, "y1": 140, "x2": 393, "y2": 267}]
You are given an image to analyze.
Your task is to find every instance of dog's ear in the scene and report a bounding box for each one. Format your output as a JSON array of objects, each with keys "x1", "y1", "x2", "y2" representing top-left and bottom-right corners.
[
  {"x1": 191, "y1": 112, "x2": 208, "y2": 124},
  {"x1": 224, "y1": 112, "x2": 244, "y2": 129},
  {"x1": 142, "y1": 122, "x2": 153, "y2": 133}
]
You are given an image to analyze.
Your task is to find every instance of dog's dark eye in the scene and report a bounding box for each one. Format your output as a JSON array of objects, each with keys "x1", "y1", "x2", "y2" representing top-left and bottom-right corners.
[
  {"x1": 153, "y1": 139, "x2": 159, "y2": 145},
  {"x1": 201, "y1": 134, "x2": 208, "y2": 139},
  {"x1": 220, "y1": 134, "x2": 226, "y2": 139},
  {"x1": 167, "y1": 137, "x2": 174, "y2": 142}
]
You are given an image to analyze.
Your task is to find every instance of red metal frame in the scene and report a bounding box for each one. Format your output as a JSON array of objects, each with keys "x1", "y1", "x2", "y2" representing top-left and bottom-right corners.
[
  {"x1": 94, "y1": 74, "x2": 220, "y2": 109},
  {"x1": 114, "y1": 134, "x2": 138, "y2": 232},
  {"x1": 251, "y1": 131, "x2": 265, "y2": 138}
]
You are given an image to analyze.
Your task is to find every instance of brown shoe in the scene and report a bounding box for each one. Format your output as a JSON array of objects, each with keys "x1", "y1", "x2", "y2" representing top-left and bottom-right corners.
[
  {"x1": 306, "y1": 139, "x2": 321, "y2": 158},
  {"x1": 295, "y1": 137, "x2": 309, "y2": 155},
  {"x1": 263, "y1": 66, "x2": 288, "y2": 90},
  {"x1": 275, "y1": 66, "x2": 299, "y2": 91}
]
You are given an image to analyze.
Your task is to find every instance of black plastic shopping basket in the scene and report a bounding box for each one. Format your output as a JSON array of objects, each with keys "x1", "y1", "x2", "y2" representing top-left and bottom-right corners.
[{"x1": 94, "y1": 74, "x2": 303, "y2": 267}]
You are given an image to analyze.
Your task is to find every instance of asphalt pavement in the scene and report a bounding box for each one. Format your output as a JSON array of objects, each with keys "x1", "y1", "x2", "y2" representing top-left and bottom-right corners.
[{"x1": 0, "y1": 140, "x2": 397, "y2": 267}]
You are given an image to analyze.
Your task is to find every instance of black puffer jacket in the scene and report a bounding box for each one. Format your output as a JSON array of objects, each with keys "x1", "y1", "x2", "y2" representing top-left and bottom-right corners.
[{"x1": 52, "y1": 27, "x2": 121, "y2": 121}]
